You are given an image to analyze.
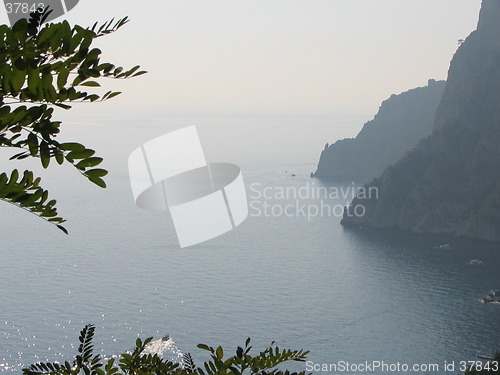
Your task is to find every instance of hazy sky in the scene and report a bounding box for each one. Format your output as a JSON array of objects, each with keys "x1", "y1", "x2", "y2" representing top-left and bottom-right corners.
[{"x1": 0, "y1": 1, "x2": 481, "y2": 117}]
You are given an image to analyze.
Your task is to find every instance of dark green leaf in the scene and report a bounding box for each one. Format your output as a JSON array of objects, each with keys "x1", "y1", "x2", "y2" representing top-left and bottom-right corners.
[
  {"x1": 86, "y1": 169, "x2": 108, "y2": 178},
  {"x1": 67, "y1": 149, "x2": 95, "y2": 160},
  {"x1": 132, "y1": 71, "x2": 148, "y2": 77},
  {"x1": 80, "y1": 80, "x2": 101, "y2": 87},
  {"x1": 57, "y1": 68, "x2": 70, "y2": 89},
  {"x1": 59, "y1": 142, "x2": 85, "y2": 152},
  {"x1": 40, "y1": 141, "x2": 50, "y2": 168},
  {"x1": 106, "y1": 92, "x2": 121, "y2": 99},
  {"x1": 76, "y1": 157, "x2": 103, "y2": 169},
  {"x1": 216, "y1": 346, "x2": 223, "y2": 360}
]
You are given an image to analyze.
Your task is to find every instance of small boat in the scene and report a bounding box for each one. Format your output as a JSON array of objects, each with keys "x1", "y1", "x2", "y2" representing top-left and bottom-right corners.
[
  {"x1": 481, "y1": 290, "x2": 500, "y2": 304},
  {"x1": 468, "y1": 259, "x2": 485, "y2": 266},
  {"x1": 434, "y1": 243, "x2": 453, "y2": 250},
  {"x1": 481, "y1": 298, "x2": 494, "y2": 304},
  {"x1": 291, "y1": 174, "x2": 296, "y2": 177}
]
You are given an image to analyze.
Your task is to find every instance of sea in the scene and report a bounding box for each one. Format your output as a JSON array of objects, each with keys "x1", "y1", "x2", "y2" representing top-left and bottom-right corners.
[{"x1": 1, "y1": 117, "x2": 499, "y2": 374}]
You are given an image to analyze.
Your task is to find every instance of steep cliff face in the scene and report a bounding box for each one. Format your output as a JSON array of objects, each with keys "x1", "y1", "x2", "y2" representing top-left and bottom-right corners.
[
  {"x1": 313, "y1": 80, "x2": 445, "y2": 183},
  {"x1": 342, "y1": 0, "x2": 500, "y2": 242}
]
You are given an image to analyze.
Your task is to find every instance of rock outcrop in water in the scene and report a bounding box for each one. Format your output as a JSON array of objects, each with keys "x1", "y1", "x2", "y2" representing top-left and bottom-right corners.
[
  {"x1": 313, "y1": 80, "x2": 446, "y2": 183},
  {"x1": 342, "y1": 0, "x2": 500, "y2": 242}
]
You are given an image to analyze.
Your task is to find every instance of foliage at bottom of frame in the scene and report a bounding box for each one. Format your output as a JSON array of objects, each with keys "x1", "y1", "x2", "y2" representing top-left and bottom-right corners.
[{"x1": 22, "y1": 324, "x2": 310, "y2": 375}]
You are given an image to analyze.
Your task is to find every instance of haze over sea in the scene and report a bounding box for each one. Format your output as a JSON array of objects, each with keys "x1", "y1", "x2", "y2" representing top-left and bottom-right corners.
[{"x1": 1, "y1": 118, "x2": 499, "y2": 374}]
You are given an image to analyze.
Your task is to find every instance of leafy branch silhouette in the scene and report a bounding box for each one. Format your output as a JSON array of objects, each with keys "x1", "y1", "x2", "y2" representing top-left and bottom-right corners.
[{"x1": 23, "y1": 324, "x2": 310, "y2": 375}]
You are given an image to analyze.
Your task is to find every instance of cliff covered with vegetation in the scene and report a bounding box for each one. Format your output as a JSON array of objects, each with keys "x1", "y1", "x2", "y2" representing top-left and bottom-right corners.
[
  {"x1": 342, "y1": 0, "x2": 500, "y2": 242},
  {"x1": 313, "y1": 80, "x2": 445, "y2": 183}
]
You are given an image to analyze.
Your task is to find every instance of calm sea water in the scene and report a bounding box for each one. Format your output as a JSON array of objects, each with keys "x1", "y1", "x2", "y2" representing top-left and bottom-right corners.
[{"x1": 1, "y1": 120, "x2": 499, "y2": 374}]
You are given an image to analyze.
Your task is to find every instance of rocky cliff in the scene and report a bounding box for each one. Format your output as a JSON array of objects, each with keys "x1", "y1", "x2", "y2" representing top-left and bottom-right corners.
[
  {"x1": 313, "y1": 80, "x2": 446, "y2": 183},
  {"x1": 342, "y1": 0, "x2": 500, "y2": 242}
]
